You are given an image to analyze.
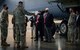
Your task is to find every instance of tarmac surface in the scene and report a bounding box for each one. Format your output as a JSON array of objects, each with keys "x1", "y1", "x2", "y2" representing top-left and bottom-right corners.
[{"x1": 0, "y1": 15, "x2": 80, "y2": 50}]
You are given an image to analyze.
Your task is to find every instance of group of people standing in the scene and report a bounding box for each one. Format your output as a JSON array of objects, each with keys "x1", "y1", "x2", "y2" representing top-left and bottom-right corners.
[
  {"x1": 1, "y1": 1, "x2": 33, "y2": 48},
  {"x1": 1, "y1": 1, "x2": 80, "y2": 48},
  {"x1": 29, "y1": 8, "x2": 55, "y2": 42},
  {"x1": 67, "y1": 8, "x2": 80, "y2": 44},
  {"x1": 29, "y1": 7, "x2": 80, "y2": 45},
  {"x1": 0, "y1": 1, "x2": 55, "y2": 48}
]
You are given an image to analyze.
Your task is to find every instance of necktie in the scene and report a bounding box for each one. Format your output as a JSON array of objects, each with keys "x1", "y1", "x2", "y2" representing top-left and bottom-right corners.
[
  {"x1": 76, "y1": 15, "x2": 79, "y2": 21},
  {"x1": 36, "y1": 15, "x2": 40, "y2": 24},
  {"x1": 44, "y1": 13, "x2": 47, "y2": 24}
]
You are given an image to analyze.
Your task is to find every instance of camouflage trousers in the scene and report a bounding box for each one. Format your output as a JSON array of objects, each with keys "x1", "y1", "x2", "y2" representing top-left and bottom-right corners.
[
  {"x1": 1, "y1": 23, "x2": 8, "y2": 43},
  {"x1": 15, "y1": 24, "x2": 26, "y2": 46},
  {"x1": 68, "y1": 26, "x2": 76, "y2": 43}
]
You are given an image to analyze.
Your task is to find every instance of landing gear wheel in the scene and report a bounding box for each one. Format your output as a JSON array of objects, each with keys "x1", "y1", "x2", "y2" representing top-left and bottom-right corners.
[{"x1": 60, "y1": 22, "x2": 68, "y2": 38}]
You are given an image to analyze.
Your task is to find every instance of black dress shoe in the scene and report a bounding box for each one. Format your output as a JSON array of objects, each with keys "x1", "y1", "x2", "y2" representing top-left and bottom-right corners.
[
  {"x1": 17, "y1": 45, "x2": 20, "y2": 48},
  {"x1": 34, "y1": 39, "x2": 38, "y2": 41},
  {"x1": 21, "y1": 46, "x2": 28, "y2": 48},
  {"x1": 41, "y1": 39, "x2": 43, "y2": 41},
  {"x1": 44, "y1": 40, "x2": 48, "y2": 42},
  {"x1": 31, "y1": 37, "x2": 33, "y2": 39},
  {"x1": 16, "y1": 42, "x2": 20, "y2": 48},
  {"x1": 47, "y1": 41, "x2": 52, "y2": 43}
]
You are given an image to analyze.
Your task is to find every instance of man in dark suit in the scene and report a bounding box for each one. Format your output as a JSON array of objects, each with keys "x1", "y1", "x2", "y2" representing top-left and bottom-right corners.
[
  {"x1": 76, "y1": 11, "x2": 80, "y2": 42},
  {"x1": 43, "y1": 8, "x2": 54, "y2": 42},
  {"x1": 35, "y1": 11, "x2": 44, "y2": 41},
  {"x1": 38, "y1": 11, "x2": 44, "y2": 41}
]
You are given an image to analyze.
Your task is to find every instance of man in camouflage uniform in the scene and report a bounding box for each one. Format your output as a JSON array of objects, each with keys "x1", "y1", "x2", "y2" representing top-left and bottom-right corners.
[
  {"x1": 1, "y1": 4, "x2": 10, "y2": 46},
  {"x1": 68, "y1": 8, "x2": 76, "y2": 44},
  {"x1": 13, "y1": 1, "x2": 33, "y2": 48}
]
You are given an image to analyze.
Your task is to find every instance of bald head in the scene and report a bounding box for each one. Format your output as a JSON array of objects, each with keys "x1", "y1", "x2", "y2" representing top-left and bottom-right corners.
[
  {"x1": 45, "y1": 8, "x2": 49, "y2": 12},
  {"x1": 45, "y1": 8, "x2": 49, "y2": 11}
]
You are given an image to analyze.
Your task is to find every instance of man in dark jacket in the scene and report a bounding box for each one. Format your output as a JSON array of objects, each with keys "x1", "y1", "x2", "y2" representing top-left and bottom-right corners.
[
  {"x1": 43, "y1": 8, "x2": 54, "y2": 42},
  {"x1": 76, "y1": 11, "x2": 80, "y2": 42},
  {"x1": 35, "y1": 11, "x2": 44, "y2": 41},
  {"x1": 29, "y1": 15, "x2": 36, "y2": 39}
]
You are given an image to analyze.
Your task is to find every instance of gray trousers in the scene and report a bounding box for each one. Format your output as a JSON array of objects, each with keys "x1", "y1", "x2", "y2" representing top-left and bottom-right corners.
[{"x1": 44, "y1": 26, "x2": 52, "y2": 42}]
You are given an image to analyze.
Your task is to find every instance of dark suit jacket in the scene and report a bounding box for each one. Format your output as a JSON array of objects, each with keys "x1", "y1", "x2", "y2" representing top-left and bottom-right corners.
[
  {"x1": 45, "y1": 13, "x2": 54, "y2": 27},
  {"x1": 29, "y1": 16, "x2": 36, "y2": 27},
  {"x1": 35, "y1": 14, "x2": 44, "y2": 30},
  {"x1": 76, "y1": 15, "x2": 80, "y2": 26},
  {"x1": 25, "y1": 17, "x2": 28, "y2": 26}
]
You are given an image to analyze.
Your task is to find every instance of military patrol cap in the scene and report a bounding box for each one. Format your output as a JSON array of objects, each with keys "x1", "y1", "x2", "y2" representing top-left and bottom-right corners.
[
  {"x1": 19, "y1": 1, "x2": 23, "y2": 4},
  {"x1": 3, "y1": 4, "x2": 7, "y2": 8}
]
